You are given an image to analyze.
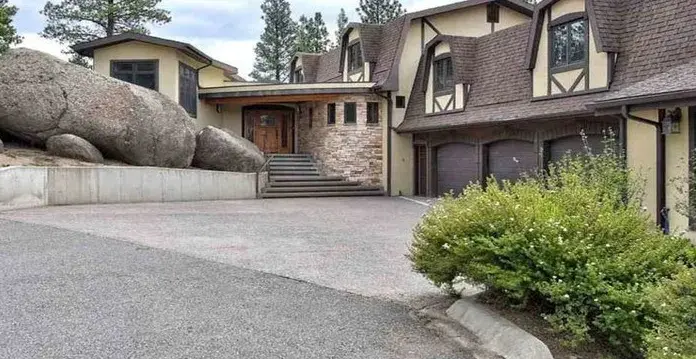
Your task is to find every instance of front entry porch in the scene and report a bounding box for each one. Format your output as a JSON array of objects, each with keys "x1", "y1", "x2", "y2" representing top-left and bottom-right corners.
[{"x1": 243, "y1": 106, "x2": 295, "y2": 154}]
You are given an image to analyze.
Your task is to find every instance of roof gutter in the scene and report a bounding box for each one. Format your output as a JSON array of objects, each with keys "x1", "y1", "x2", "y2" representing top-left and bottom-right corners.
[{"x1": 621, "y1": 105, "x2": 668, "y2": 232}]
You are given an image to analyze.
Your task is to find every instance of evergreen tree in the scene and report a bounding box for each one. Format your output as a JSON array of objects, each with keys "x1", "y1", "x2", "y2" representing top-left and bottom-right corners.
[
  {"x1": 295, "y1": 12, "x2": 329, "y2": 54},
  {"x1": 41, "y1": 0, "x2": 171, "y2": 65},
  {"x1": 334, "y1": 8, "x2": 348, "y2": 48},
  {"x1": 356, "y1": 0, "x2": 405, "y2": 25},
  {"x1": 250, "y1": 0, "x2": 296, "y2": 82},
  {"x1": 0, "y1": 0, "x2": 21, "y2": 54}
]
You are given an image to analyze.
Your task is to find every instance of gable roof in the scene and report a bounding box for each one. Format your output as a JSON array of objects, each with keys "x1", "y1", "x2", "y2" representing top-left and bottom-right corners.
[
  {"x1": 292, "y1": 53, "x2": 322, "y2": 82},
  {"x1": 72, "y1": 33, "x2": 238, "y2": 74}
]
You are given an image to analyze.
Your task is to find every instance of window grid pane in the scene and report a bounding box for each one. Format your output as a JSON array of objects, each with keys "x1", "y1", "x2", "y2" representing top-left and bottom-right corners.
[
  {"x1": 327, "y1": 103, "x2": 336, "y2": 124},
  {"x1": 367, "y1": 102, "x2": 379, "y2": 124},
  {"x1": 434, "y1": 57, "x2": 453, "y2": 92},
  {"x1": 179, "y1": 62, "x2": 197, "y2": 117},
  {"x1": 551, "y1": 19, "x2": 586, "y2": 68},
  {"x1": 344, "y1": 103, "x2": 356, "y2": 124},
  {"x1": 111, "y1": 60, "x2": 157, "y2": 91}
]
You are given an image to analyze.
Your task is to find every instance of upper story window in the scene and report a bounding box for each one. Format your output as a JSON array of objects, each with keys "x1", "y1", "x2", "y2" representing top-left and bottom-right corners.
[
  {"x1": 550, "y1": 19, "x2": 587, "y2": 69},
  {"x1": 347, "y1": 42, "x2": 363, "y2": 72},
  {"x1": 327, "y1": 103, "x2": 336, "y2": 125},
  {"x1": 367, "y1": 102, "x2": 379, "y2": 124},
  {"x1": 111, "y1": 60, "x2": 158, "y2": 90},
  {"x1": 294, "y1": 68, "x2": 304, "y2": 83},
  {"x1": 487, "y1": 3, "x2": 500, "y2": 23},
  {"x1": 178, "y1": 62, "x2": 197, "y2": 118},
  {"x1": 434, "y1": 57, "x2": 453, "y2": 93}
]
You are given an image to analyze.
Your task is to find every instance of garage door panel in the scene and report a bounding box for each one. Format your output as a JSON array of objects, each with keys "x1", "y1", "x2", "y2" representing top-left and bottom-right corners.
[
  {"x1": 488, "y1": 140, "x2": 537, "y2": 182},
  {"x1": 437, "y1": 143, "x2": 478, "y2": 195},
  {"x1": 549, "y1": 135, "x2": 604, "y2": 163}
]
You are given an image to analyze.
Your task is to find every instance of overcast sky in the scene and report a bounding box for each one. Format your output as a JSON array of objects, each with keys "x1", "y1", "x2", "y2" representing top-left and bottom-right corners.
[{"x1": 11, "y1": 0, "x2": 455, "y2": 78}]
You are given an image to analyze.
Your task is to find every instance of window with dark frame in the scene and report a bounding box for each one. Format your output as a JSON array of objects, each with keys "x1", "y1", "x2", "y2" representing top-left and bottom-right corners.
[
  {"x1": 344, "y1": 102, "x2": 357, "y2": 124},
  {"x1": 550, "y1": 18, "x2": 587, "y2": 69},
  {"x1": 347, "y1": 42, "x2": 363, "y2": 72},
  {"x1": 395, "y1": 96, "x2": 406, "y2": 108},
  {"x1": 433, "y1": 57, "x2": 454, "y2": 93},
  {"x1": 327, "y1": 103, "x2": 336, "y2": 124},
  {"x1": 487, "y1": 3, "x2": 500, "y2": 23},
  {"x1": 367, "y1": 102, "x2": 379, "y2": 124},
  {"x1": 294, "y1": 69, "x2": 304, "y2": 83},
  {"x1": 308, "y1": 107, "x2": 313, "y2": 128},
  {"x1": 111, "y1": 60, "x2": 158, "y2": 90},
  {"x1": 178, "y1": 62, "x2": 197, "y2": 117}
]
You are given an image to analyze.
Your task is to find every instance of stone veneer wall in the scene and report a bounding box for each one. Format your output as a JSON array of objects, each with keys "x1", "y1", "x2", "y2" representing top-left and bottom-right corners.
[{"x1": 298, "y1": 94, "x2": 384, "y2": 186}]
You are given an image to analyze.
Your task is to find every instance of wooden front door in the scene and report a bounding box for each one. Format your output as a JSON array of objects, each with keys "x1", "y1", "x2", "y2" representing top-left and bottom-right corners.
[{"x1": 247, "y1": 110, "x2": 293, "y2": 154}]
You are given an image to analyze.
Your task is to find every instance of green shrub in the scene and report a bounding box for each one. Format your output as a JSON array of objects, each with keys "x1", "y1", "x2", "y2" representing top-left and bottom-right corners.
[
  {"x1": 644, "y1": 267, "x2": 696, "y2": 359},
  {"x1": 409, "y1": 137, "x2": 696, "y2": 356}
]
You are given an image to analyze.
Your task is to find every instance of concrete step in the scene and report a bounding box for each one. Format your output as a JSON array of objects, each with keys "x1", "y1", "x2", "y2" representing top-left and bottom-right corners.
[
  {"x1": 269, "y1": 166, "x2": 319, "y2": 171},
  {"x1": 268, "y1": 162, "x2": 315, "y2": 167},
  {"x1": 261, "y1": 190, "x2": 385, "y2": 198},
  {"x1": 269, "y1": 181, "x2": 360, "y2": 187},
  {"x1": 269, "y1": 158, "x2": 313, "y2": 163},
  {"x1": 266, "y1": 185, "x2": 382, "y2": 193},
  {"x1": 271, "y1": 175, "x2": 344, "y2": 181},
  {"x1": 270, "y1": 154, "x2": 312, "y2": 158},
  {"x1": 269, "y1": 171, "x2": 320, "y2": 176}
]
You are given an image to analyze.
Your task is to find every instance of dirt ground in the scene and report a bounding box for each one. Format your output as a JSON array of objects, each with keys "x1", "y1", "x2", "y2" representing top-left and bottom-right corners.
[{"x1": 0, "y1": 146, "x2": 126, "y2": 168}]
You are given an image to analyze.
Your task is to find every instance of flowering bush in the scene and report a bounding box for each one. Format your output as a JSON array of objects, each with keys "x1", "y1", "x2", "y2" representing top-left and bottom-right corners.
[
  {"x1": 644, "y1": 267, "x2": 696, "y2": 359},
  {"x1": 409, "y1": 136, "x2": 696, "y2": 357}
]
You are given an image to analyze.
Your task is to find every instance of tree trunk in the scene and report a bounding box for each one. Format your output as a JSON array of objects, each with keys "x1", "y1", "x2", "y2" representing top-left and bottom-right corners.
[{"x1": 106, "y1": 0, "x2": 115, "y2": 36}]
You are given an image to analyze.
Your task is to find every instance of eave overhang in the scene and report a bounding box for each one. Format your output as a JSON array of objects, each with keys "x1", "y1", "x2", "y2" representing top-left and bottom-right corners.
[{"x1": 199, "y1": 82, "x2": 376, "y2": 104}]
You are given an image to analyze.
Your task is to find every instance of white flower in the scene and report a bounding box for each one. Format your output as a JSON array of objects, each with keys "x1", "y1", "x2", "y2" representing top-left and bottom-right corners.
[
  {"x1": 562, "y1": 294, "x2": 570, "y2": 299},
  {"x1": 513, "y1": 157, "x2": 520, "y2": 163},
  {"x1": 442, "y1": 243, "x2": 451, "y2": 250}
]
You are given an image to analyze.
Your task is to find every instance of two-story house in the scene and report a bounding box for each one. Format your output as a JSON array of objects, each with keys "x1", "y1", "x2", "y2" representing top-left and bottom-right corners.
[{"x1": 73, "y1": 0, "x2": 696, "y2": 234}]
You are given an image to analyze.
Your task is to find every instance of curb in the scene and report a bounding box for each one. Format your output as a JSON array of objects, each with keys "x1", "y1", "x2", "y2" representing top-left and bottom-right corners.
[{"x1": 446, "y1": 299, "x2": 554, "y2": 359}]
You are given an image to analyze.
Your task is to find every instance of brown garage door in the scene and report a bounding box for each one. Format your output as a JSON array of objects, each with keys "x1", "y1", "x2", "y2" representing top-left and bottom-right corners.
[
  {"x1": 487, "y1": 140, "x2": 537, "y2": 182},
  {"x1": 548, "y1": 134, "x2": 605, "y2": 163},
  {"x1": 437, "y1": 143, "x2": 478, "y2": 195}
]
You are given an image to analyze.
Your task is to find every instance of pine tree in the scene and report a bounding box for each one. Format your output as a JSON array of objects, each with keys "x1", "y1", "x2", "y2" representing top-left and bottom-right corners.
[
  {"x1": 0, "y1": 0, "x2": 21, "y2": 54},
  {"x1": 40, "y1": 0, "x2": 171, "y2": 65},
  {"x1": 250, "y1": 0, "x2": 296, "y2": 82},
  {"x1": 295, "y1": 12, "x2": 329, "y2": 54},
  {"x1": 334, "y1": 8, "x2": 348, "y2": 48},
  {"x1": 356, "y1": 0, "x2": 405, "y2": 25}
]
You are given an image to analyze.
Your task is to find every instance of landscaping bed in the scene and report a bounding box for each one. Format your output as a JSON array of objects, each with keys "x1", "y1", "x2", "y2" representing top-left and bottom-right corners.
[{"x1": 409, "y1": 138, "x2": 696, "y2": 359}]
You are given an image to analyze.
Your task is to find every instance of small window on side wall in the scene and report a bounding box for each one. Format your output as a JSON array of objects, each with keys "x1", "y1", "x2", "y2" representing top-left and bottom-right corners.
[
  {"x1": 550, "y1": 19, "x2": 587, "y2": 69},
  {"x1": 111, "y1": 60, "x2": 158, "y2": 90},
  {"x1": 344, "y1": 102, "x2": 357, "y2": 124},
  {"x1": 487, "y1": 3, "x2": 500, "y2": 23},
  {"x1": 178, "y1": 62, "x2": 197, "y2": 118},
  {"x1": 395, "y1": 96, "x2": 406, "y2": 109},
  {"x1": 367, "y1": 102, "x2": 379, "y2": 124},
  {"x1": 433, "y1": 57, "x2": 454, "y2": 93},
  {"x1": 348, "y1": 42, "x2": 362, "y2": 72},
  {"x1": 327, "y1": 103, "x2": 336, "y2": 124},
  {"x1": 308, "y1": 107, "x2": 313, "y2": 128},
  {"x1": 294, "y1": 68, "x2": 303, "y2": 83}
]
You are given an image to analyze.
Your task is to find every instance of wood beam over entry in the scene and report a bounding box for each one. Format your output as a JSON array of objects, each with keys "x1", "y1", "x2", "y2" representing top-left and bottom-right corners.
[{"x1": 204, "y1": 94, "x2": 341, "y2": 105}]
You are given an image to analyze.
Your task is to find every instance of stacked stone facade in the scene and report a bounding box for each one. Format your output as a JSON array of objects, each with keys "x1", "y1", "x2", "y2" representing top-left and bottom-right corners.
[{"x1": 298, "y1": 94, "x2": 385, "y2": 186}]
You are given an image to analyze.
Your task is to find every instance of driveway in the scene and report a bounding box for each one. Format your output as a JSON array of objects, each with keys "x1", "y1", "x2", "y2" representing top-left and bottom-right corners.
[
  {"x1": 0, "y1": 197, "x2": 439, "y2": 305},
  {"x1": 0, "y1": 198, "x2": 469, "y2": 358}
]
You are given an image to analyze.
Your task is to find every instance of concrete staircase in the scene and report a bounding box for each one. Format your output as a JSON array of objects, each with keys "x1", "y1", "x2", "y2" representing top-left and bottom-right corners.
[{"x1": 261, "y1": 154, "x2": 385, "y2": 198}]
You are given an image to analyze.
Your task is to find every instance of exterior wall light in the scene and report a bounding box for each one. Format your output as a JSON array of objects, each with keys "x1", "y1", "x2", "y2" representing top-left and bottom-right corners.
[{"x1": 662, "y1": 108, "x2": 682, "y2": 135}]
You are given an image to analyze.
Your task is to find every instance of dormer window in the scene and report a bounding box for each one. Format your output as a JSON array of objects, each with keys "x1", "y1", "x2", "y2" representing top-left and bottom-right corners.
[
  {"x1": 434, "y1": 57, "x2": 453, "y2": 93},
  {"x1": 348, "y1": 42, "x2": 363, "y2": 72},
  {"x1": 550, "y1": 18, "x2": 587, "y2": 69}
]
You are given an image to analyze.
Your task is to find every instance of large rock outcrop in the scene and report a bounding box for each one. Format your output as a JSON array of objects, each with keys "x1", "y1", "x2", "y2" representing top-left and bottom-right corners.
[
  {"x1": 46, "y1": 134, "x2": 104, "y2": 163},
  {"x1": 0, "y1": 48, "x2": 196, "y2": 168},
  {"x1": 192, "y1": 126, "x2": 265, "y2": 172}
]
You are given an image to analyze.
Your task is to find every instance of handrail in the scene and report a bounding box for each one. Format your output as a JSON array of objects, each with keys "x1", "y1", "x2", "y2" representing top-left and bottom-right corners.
[{"x1": 255, "y1": 154, "x2": 274, "y2": 198}]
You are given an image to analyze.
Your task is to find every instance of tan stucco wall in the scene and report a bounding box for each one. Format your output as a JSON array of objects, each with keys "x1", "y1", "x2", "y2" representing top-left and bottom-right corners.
[
  {"x1": 532, "y1": 0, "x2": 609, "y2": 97},
  {"x1": 627, "y1": 109, "x2": 658, "y2": 221},
  {"x1": 532, "y1": 13, "x2": 549, "y2": 97},
  {"x1": 455, "y1": 84, "x2": 465, "y2": 110},
  {"x1": 428, "y1": 5, "x2": 493, "y2": 38},
  {"x1": 93, "y1": 41, "x2": 179, "y2": 100},
  {"x1": 498, "y1": 5, "x2": 532, "y2": 31},
  {"x1": 627, "y1": 107, "x2": 692, "y2": 236},
  {"x1": 199, "y1": 66, "x2": 232, "y2": 88},
  {"x1": 222, "y1": 105, "x2": 243, "y2": 135}
]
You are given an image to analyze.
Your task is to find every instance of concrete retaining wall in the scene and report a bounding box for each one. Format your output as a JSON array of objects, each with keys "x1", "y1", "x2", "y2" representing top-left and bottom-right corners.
[{"x1": 0, "y1": 166, "x2": 260, "y2": 211}]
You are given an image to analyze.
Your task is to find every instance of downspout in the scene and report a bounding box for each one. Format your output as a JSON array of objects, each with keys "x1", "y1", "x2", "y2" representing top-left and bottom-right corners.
[
  {"x1": 621, "y1": 105, "x2": 668, "y2": 232},
  {"x1": 374, "y1": 90, "x2": 393, "y2": 196}
]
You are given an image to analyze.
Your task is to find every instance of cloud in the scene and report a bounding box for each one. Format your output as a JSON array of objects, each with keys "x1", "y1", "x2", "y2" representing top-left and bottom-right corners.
[{"x1": 12, "y1": 33, "x2": 68, "y2": 59}]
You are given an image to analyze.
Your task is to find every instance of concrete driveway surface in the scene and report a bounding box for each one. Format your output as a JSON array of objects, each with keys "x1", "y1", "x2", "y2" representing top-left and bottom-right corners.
[{"x1": 0, "y1": 197, "x2": 470, "y2": 358}]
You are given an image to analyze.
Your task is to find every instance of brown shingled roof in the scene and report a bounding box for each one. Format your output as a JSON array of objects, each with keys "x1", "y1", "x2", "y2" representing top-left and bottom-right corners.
[
  {"x1": 315, "y1": 47, "x2": 341, "y2": 82},
  {"x1": 294, "y1": 53, "x2": 321, "y2": 83},
  {"x1": 421, "y1": 35, "x2": 477, "y2": 91},
  {"x1": 401, "y1": 0, "x2": 696, "y2": 133}
]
